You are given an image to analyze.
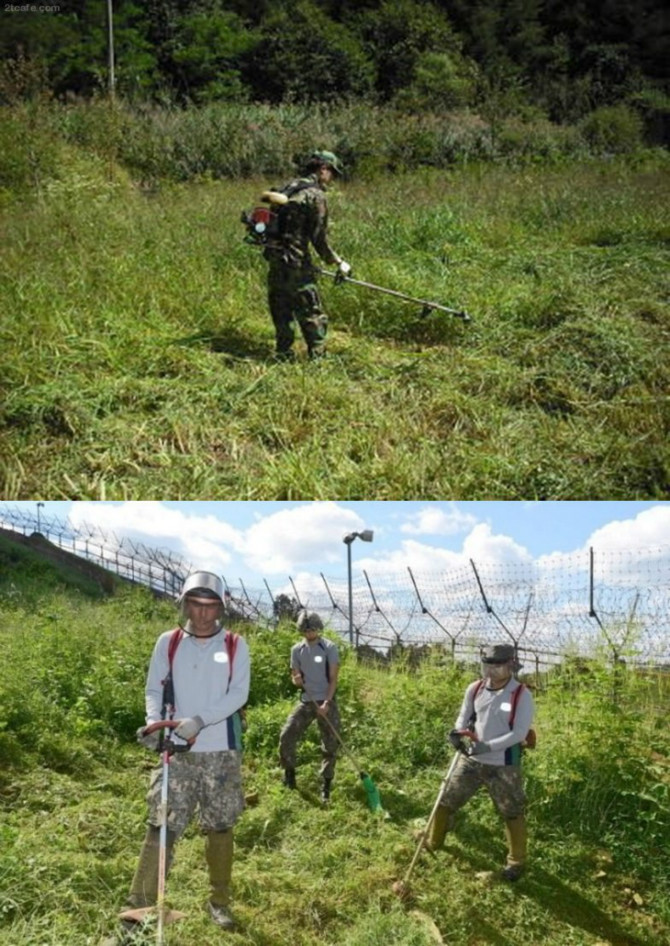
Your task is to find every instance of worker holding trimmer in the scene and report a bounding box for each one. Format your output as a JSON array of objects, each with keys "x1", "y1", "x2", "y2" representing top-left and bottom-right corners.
[
  {"x1": 425, "y1": 643, "x2": 535, "y2": 881},
  {"x1": 104, "y1": 571, "x2": 250, "y2": 945},
  {"x1": 279, "y1": 610, "x2": 341, "y2": 802}
]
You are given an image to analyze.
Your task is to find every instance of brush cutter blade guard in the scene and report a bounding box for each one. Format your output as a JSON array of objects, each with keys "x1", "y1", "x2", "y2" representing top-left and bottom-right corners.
[{"x1": 361, "y1": 773, "x2": 384, "y2": 813}]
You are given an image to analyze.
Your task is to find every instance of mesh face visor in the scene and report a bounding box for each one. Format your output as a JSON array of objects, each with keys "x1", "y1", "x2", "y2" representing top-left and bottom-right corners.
[
  {"x1": 179, "y1": 587, "x2": 223, "y2": 633},
  {"x1": 480, "y1": 661, "x2": 512, "y2": 683}
]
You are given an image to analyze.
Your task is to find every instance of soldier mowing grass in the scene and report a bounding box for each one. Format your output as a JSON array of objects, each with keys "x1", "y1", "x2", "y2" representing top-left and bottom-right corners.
[{"x1": 259, "y1": 150, "x2": 351, "y2": 361}]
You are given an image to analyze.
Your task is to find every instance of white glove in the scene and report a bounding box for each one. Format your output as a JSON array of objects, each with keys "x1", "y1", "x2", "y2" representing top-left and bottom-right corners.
[
  {"x1": 337, "y1": 260, "x2": 351, "y2": 276},
  {"x1": 174, "y1": 716, "x2": 204, "y2": 741}
]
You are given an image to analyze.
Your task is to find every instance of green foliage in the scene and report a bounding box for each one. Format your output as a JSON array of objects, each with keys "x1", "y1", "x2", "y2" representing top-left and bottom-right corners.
[
  {"x1": 579, "y1": 104, "x2": 645, "y2": 155},
  {"x1": 354, "y1": 0, "x2": 459, "y2": 100},
  {"x1": 170, "y1": 8, "x2": 256, "y2": 103},
  {"x1": 243, "y1": 0, "x2": 374, "y2": 104}
]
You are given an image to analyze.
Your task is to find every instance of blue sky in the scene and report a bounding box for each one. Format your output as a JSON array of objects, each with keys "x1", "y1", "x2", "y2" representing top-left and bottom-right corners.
[{"x1": 2, "y1": 501, "x2": 669, "y2": 593}]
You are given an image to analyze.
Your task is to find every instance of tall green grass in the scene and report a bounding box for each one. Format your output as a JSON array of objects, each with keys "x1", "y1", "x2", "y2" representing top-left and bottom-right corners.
[
  {"x1": 0, "y1": 579, "x2": 668, "y2": 946},
  {"x1": 0, "y1": 108, "x2": 668, "y2": 498}
]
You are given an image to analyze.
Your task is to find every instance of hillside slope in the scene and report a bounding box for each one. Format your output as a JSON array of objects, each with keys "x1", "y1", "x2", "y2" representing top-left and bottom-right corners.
[{"x1": 0, "y1": 561, "x2": 668, "y2": 945}]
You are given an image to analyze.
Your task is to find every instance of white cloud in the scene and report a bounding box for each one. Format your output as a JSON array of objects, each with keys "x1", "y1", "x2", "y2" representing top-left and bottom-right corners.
[
  {"x1": 67, "y1": 502, "x2": 242, "y2": 573},
  {"x1": 400, "y1": 503, "x2": 478, "y2": 536},
  {"x1": 241, "y1": 502, "x2": 363, "y2": 574},
  {"x1": 587, "y1": 505, "x2": 670, "y2": 551},
  {"x1": 463, "y1": 523, "x2": 533, "y2": 564}
]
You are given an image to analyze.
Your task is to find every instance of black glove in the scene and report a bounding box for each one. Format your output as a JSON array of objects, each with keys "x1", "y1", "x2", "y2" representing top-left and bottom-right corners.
[{"x1": 448, "y1": 729, "x2": 465, "y2": 750}]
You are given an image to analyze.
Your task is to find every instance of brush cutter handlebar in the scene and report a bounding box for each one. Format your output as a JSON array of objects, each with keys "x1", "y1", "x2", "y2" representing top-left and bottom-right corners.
[
  {"x1": 449, "y1": 728, "x2": 476, "y2": 752},
  {"x1": 141, "y1": 720, "x2": 194, "y2": 753}
]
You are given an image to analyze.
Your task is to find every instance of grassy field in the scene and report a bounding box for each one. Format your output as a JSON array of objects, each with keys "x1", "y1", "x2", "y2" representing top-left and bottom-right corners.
[
  {"x1": 0, "y1": 550, "x2": 669, "y2": 946},
  {"x1": 1, "y1": 150, "x2": 669, "y2": 498}
]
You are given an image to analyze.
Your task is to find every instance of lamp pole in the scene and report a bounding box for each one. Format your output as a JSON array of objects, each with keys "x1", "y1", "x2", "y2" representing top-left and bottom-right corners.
[
  {"x1": 343, "y1": 529, "x2": 374, "y2": 646},
  {"x1": 36, "y1": 502, "x2": 45, "y2": 535},
  {"x1": 106, "y1": 0, "x2": 116, "y2": 98}
]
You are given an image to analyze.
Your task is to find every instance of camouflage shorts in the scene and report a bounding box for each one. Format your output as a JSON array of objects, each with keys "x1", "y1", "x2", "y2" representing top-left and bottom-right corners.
[
  {"x1": 440, "y1": 755, "x2": 526, "y2": 820},
  {"x1": 146, "y1": 750, "x2": 244, "y2": 837}
]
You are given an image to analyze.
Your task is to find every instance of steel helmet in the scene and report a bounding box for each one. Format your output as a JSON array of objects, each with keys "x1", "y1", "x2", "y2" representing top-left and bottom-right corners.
[{"x1": 178, "y1": 571, "x2": 224, "y2": 603}]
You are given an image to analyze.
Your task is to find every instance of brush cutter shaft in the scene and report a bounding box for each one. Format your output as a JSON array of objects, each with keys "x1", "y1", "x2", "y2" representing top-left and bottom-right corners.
[
  {"x1": 156, "y1": 743, "x2": 170, "y2": 945},
  {"x1": 317, "y1": 268, "x2": 471, "y2": 321},
  {"x1": 402, "y1": 750, "x2": 461, "y2": 885},
  {"x1": 309, "y1": 699, "x2": 364, "y2": 777}
]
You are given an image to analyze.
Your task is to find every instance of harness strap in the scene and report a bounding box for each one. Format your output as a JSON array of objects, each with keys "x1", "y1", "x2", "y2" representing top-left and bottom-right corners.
[{"x1": 166, "y1": 627, "x2": 238, "y2": 692}]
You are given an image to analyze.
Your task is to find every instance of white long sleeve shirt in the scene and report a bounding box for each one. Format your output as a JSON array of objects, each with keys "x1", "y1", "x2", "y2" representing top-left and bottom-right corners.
[
  {"x1": 145, "y1": 627, "x2": 250, "y2": 753},
  {"x1": 455, "y1": 677, "x2": 534, "y2": 766}
]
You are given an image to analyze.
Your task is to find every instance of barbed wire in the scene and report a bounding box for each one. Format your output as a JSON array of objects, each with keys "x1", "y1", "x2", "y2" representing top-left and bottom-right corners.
[{"x1": 1, "y1": 505, "x2": 668, "y2": 668}]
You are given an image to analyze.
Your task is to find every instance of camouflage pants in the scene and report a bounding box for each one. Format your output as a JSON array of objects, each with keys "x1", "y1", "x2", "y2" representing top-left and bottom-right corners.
[
  {"x1": 267, "y1": 261, "x2": 328, "y2": 357},
  {"x1": 146, "y1": 750, "x2": 244, "y2": 838},
  {"x1": 279, "y1": 700, "x2": 341, "y2": 779},
  {"x1": 439, "y1": 755, "x2": 526, "y2": 820}
]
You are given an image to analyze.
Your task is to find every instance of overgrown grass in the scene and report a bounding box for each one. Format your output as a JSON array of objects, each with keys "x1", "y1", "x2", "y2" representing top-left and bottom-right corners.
[
  {"x1": 0, "y1": 127, "x2": 668, "y2": 497},
  {"x1": 0, "y1": 575, "x2": 669, "y2": 946}
]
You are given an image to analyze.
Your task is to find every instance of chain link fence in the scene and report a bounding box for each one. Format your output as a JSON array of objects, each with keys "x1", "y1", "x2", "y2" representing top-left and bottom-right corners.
[{"x1": 1, "y1": 505, "x2": 668, "y2": 672}]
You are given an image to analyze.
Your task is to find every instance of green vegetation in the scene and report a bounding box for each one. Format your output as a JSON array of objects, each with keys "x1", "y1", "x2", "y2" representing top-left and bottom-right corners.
[
  {"x1": 2, "y1": 0, "x2": 668, "y2": 140},
  {"x1": 0, "y1": 101, "x2": 668, "y2": 498},
  {"x1": 0, "y1": 555, "x2": 669, "y2": 945}
]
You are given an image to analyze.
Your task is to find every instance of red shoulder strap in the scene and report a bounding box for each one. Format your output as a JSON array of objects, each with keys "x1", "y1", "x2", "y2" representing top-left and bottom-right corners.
[
  {"x1": 167, "y1": 627, "x2": 184, "y2": 670},
  {"x1": 224, "y1": 631, "x2": 239, "y2": 692},
  {"x1": 509, "y1": 683, "x2": 525, "y2": 728}
]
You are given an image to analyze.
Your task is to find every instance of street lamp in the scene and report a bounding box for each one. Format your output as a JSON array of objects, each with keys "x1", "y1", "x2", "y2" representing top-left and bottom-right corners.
[
  {"x1": 343, "y1": 530, "x2": 374, "y2": 646},
  {"x1": 36, "y1": 502, "x2": 45, "y2": 536}
]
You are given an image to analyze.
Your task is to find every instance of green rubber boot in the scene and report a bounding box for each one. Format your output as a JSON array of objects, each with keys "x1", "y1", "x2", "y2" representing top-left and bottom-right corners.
[
  {"x1": 205, "y1": 828, "x2": 236, "y2": 928},
  {"x1": 425, "y1": 805, "x2": 453, "y2": 852}
]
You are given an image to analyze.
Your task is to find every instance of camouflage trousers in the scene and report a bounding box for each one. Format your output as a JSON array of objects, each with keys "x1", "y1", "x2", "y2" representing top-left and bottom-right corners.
[
  {"x1": 267, "y1": 261, "x2": 327, "y2": 357},
  {"x1": 279, "y1": 700, "x2": 341, "y2": 779},
  {"x1": 146, "y1": 750, "x2": 244, "y2": 838},
  {"x1": 439, "y1": 755, "x2": 526, "y2": 820}
]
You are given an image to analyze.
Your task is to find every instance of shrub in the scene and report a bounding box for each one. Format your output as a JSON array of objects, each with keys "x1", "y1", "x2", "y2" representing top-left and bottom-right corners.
[{"x1": 579, "y1": 104, "x2": 644, "y2": 154}]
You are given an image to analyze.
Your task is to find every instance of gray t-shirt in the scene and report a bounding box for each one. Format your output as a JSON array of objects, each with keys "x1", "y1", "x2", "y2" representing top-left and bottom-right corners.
[{"x1": 290, "y1": 636, "x2": 339, "y2": 702}]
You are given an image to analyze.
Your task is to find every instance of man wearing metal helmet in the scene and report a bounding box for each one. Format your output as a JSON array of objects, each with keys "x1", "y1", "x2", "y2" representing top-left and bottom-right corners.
[
  {"x1": 424, "y1": 642, "x2": 534, "y2": 882},
  {"x1": 111, "y1": 571, "x2": 250, "y2": 942},
  {"x1": 279, "y1": 610, "x2": 341, "y2": 801},
  {"x1": 262, "y1": 149, "x2": 351, "y2": 360}
]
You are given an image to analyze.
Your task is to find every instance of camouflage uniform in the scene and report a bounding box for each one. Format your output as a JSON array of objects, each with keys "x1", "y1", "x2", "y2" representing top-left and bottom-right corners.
[
  {"x1": 264, "y1": 172, "x2": 342, "y2": 359},
  {"x1": 279, "y1": 699, "x2": 341, "y2": 780},
  {"x1": 439, "y1": 754, "x2": 526, "y2": 822},
  {"x1": 146, "y1": 749, "x2": 245, "y2": 836}
]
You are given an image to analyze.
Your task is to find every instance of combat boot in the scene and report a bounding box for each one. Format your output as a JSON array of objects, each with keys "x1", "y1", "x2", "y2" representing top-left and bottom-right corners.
[
  {"x1": 321, "y1": 778, "x2": 332, "y2": 802},
  {"x1": 282, "y1": 767, "x2": 297, "y2": 789}
]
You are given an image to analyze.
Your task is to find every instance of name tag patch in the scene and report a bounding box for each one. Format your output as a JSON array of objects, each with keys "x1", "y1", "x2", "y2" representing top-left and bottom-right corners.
[
  {"x1": 214, "y1": 652, "x2": 229, "y2": 663},
  {"x1": 500, "y1": 702, "x2": 512, "y2": 712},
  {"x1": 314, "y1": 655, "x2": 323, "y2": 663}
]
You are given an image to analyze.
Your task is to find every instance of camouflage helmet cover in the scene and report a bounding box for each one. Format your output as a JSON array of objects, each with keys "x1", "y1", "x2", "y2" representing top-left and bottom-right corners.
[
  {"x1": 481, "y1": 642, "x2": 516, "y2": 664},
  {"x1": 308, "y1": 149, "x2": 344, "y2": 175},
  {"x1": 297, "y1": 610, "x2": 324, "y2": 632}
]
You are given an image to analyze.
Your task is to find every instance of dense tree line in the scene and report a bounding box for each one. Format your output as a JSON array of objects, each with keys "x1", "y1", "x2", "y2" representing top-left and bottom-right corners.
[{"x1": 1, "y1": 0, "x2": 668, "y2": 124}]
